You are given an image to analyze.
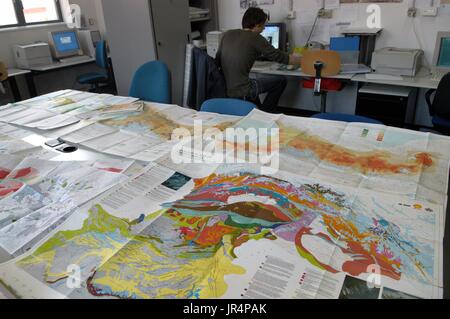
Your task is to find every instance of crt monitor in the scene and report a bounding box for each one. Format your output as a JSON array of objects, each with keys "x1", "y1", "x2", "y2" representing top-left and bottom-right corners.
[
  {"x1": 432, "y1": 31, "x2": 450, "y2": 72},
  {"x1": 261, "y1": 23, "x2": 287, "y2": 52},
  {"x1": 48, "y1": 30, "x2": 83, "y2": 59}
]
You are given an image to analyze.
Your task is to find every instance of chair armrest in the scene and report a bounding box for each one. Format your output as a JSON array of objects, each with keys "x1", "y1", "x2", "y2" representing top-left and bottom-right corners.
[{"x1": 425, "y1": 89, "x2": 436, "y2": 116}]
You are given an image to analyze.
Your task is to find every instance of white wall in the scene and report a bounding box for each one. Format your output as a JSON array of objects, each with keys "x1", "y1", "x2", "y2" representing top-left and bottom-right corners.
[
  {"x1": 218, "y1": 0, "x2": 450, "y2": 126},
  {"x1": 219, "y1": 1, "x2": 450, "y2": 64}
]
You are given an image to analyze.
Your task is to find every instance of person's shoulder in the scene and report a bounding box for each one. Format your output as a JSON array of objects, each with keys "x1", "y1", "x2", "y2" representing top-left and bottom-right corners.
[{"x1": 224, "y1": 29, "x2": 242, "y2": 36}]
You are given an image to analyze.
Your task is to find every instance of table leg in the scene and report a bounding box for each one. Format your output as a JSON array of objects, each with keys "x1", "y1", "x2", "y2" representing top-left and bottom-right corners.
[
  {"x1": 320, "y1": 92, "x2": 328, "y2": 113},
  {"x1": 25, "y1": 73, "x2": 37, "y2": 98},
  {"x1": 8, "y1": 77, "x2": 21, "y2": 102}
]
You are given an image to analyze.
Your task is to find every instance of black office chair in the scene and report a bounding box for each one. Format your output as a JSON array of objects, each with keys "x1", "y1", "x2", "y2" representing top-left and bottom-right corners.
[{"x1": 426, "y1": 72, "x2": 450, "y2": 135}]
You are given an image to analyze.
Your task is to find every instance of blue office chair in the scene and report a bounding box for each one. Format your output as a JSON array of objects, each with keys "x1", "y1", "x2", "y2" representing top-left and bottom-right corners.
[
  {"x1": 129, "y1": 61, "x2": 171, "y2": 104},
  {"x1": 200, "y1": 98, "x2": 257, "y2": 116},
  {"x1": 426, "y1": 72, "x2": 450, "y2": 135},
  {"x1": 312, "y1": 113, "x2": 383, "y2": 125},
  {"x1": 77, "y1": 41, "x2": 110, "y2": 92}
]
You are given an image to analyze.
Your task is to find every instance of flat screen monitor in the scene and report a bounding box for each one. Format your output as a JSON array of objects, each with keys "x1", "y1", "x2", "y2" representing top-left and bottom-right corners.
[
  {"x1": 261, "y1": 23, "x2": 287, "y2": 52},
  {"x1": 432, "y1": 31, "x2": 450, "y2": 71},
  {"x1": 48, "y1": 30, "x2": 83, "y2": 58}
]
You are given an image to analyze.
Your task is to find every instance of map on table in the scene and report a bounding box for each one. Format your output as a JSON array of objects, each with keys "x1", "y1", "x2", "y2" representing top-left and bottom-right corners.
[{"x1": 0, "y1": 165, "x2": 442, "y2": 299}]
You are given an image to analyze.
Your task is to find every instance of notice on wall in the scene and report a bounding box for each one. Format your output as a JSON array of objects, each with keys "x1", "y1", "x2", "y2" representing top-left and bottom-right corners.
[{"x1": 240, "y1": 0, "x2": 275, "y2": 10}]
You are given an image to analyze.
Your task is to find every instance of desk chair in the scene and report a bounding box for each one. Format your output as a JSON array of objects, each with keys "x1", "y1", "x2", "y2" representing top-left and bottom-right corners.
[
  {"x1": 301, "y1": 50, "x2": 344, "y2": 113},
  {"x1": 426, "y1": 72, "x2": 450, "y2": 135},
  {"x1": 200, "y1": 98, "x2": 256, "y2": 116},
  {"x1": 77, "y1": 41, "x2": 111, "y2": 92},
  {"x1": 129, "y1": 61, "x2": 171, "y2": 104},
  {"x1": 312, "y1": 113, "x2": 383, "y2": 125}
]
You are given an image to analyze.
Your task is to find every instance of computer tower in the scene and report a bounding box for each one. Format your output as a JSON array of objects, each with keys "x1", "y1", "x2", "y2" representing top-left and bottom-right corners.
[
  {"x1": 78, "y1": 30, "x2": 102, "y2": 58},
  {"x1": 355, "y1": 83, "x2": 417, "y2": 128}
]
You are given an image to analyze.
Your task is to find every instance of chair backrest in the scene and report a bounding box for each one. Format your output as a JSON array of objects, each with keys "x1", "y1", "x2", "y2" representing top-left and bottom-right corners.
[
  {"x1": 200, "y1": 98, "x2": 256, "y2": 116},
  {"x1": 129, "y1": 60, "x2": 171, "y2": 104},
  {"x1": 312, "y1": 113, "x2": 383, "y2": 125},
  {"x1": 431, "y1": 72, "x2": 450, "y2": 119},
  {"x1": 95, "y1": 41, "x2": 108, "y2": 70},
  {"x1": 301, "y1": 50, "x2": 341, "y2": 77}
]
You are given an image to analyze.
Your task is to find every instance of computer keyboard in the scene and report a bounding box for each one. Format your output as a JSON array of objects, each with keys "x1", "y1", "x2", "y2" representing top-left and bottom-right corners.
[
  {"x1": 430, "y1": 70, "x2": 448, "y2": 82},
  {"x1": 59, "y1": 55, "x2": 93, "y2": 64}
]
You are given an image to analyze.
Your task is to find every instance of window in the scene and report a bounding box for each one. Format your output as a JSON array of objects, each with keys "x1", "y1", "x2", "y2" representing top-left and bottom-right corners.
[
  {"x1": 0, "y1": 0, "x2": 62, "y2": 28},
  {"x1": 0, "y1": 1, "x2": 18, "y2": 27}
]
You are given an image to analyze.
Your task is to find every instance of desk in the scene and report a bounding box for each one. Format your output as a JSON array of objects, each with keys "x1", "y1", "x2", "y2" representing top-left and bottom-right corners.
[
  {"x1": 27, "y1": 57, "x2": 96, "y2": 72},
  {"x1": 252, "y1": 61, "x2": 439, "y2": 89},
  {"x1": 6, "y1": 68, "x2": 33, "y2": 102},
  {"x1": 22, "y1": 58, "x2": 97, "y2": 98},
  {"x1": 251, "y1": 61, "x2": 354, "y2": 80},
  {"x1": 251, "y1": 62, "x2": 440, "y2": 125},
  {"x1": 352, "y1": 67, "x2": 440, "y2": 90}
]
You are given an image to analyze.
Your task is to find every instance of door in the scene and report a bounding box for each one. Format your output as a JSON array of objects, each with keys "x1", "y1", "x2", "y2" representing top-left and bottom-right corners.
[{"x1": 150, "y1": 0, "x2": 191, "y2": 106}]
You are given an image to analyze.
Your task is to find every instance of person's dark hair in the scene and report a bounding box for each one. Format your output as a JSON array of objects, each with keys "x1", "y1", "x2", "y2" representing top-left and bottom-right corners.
[{"x1": 242, "y1": 7, "x2": 268, "y2": 29}]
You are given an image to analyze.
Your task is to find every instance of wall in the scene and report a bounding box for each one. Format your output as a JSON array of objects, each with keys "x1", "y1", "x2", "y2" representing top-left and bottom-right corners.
[{"x1": 218, "y1": 0, "x2": 450, "y2": 126}]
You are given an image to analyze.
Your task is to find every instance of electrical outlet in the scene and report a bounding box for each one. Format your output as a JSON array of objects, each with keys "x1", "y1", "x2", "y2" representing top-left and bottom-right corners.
[
  {"x1": 407, "y1": 7, "x2": 417, "y2": 17},
  {"x1": 422, "y1": 7, "x2": 438, "y2": 17},
  {"x1": 318, "y1": 8, "x2": 333, "y2": 19},
  {"x1": 287, "y1": 10, "x2": 296, "y2": 20}
]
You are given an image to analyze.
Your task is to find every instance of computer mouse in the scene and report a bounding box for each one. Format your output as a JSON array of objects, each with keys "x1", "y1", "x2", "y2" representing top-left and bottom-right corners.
[
  {"x1": 287, "y1": 65, "x2": 296, "y2": 71},
  {"x1": 56, "y1": 145, "x2": 78, "y2": 153}
]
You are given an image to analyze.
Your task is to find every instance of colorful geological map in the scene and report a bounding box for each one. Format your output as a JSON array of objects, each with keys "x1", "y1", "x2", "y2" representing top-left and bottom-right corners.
[
  {"x1": 101, "y1": 104, "x2": 238, "y2": 140},
  {"x1": 14, "y1": 172, "x2": 440, "y2": 299},
  {"x1": 279, "y1": 128, "x2": 434, "y2": 176}
]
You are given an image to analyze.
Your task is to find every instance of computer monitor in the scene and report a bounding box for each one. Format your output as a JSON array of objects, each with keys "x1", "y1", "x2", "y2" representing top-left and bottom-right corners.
[
  {"x1": 432, "y1": 31, "x2": 450, "y2": 73},
  {"x1": 261, "y1": 23, "x2": 287, "y2": 52},
  {"x1": 48, "y1": 30, "x2": 83, "y2": 59}
]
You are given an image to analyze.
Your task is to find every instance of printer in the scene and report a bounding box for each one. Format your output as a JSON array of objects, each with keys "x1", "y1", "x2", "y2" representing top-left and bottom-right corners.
[
  {"x1": 371, "y1": 47, "x2": 424, "y2": 77},
  {"x1": 13, "y1": 42, "x2": 53, "y2": 69}
]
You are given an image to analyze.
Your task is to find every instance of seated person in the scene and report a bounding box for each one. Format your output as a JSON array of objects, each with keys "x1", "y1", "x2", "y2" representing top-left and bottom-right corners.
[{"x1": 216, "y1": 7, "x2": 301, "y2": 113}]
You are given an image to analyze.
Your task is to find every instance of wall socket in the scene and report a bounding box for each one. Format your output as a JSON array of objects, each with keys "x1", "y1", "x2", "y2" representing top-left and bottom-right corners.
[
  {"x1": 407, "y1": 7, "x2": 417, "y2": 17},
  {"x1": 287, "y1": 10, "x2": 296, "y2": 20},
  {"x1": 422, "y1": 7, "x2": 438, "y2": 17},
  {"x1": 318, "y1": 8, "x2": 333, "y2": 19}
]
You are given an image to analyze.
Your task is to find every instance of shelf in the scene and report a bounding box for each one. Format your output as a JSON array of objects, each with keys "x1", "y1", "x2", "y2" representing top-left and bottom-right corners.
[{"x1": 190, "y1": 16, "x2": 211, "y2": 22}]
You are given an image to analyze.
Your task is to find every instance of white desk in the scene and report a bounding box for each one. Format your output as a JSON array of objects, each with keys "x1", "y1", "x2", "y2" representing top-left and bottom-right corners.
[
  {"x1": 12, "y1": 58, "x2": 97, "y2": 99},
  {"x1": 251, "y1": 62, "x2": 440, "y2": 125},
  {"x1": 8, "y1": 68, "x2": 31, "y2": 77},
  {"x1": 251, "y1": 61, "x2": 354, "y2": 80},
  {"x1": 352, "y1": 68, "x2": 440, "y2": 90},
  {"x1": 27, "y1": 57, "x2": 96, "y2": 72},
  {"x1": 251, "y1": 62, "x2": 439, "y2": 90}
]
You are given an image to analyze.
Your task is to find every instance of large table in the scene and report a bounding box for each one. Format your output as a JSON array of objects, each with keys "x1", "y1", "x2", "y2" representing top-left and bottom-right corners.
[{"x1": 0, "y1": 90, "x2": 449, "y2": 299}]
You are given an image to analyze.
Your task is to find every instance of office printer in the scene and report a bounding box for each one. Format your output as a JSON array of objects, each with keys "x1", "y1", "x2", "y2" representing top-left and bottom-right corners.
[
  {"x1": 13, "y1": 43, "x2": 53, "y2": 68},
  {"x1": 371, "y1": 47, "x2": 423, "y2": 77}
]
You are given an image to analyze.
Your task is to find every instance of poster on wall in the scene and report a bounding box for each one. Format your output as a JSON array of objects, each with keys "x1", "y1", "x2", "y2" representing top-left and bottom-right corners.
[{"x1": 240, "y1": 0, "x2": 275, "y2": 10}]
